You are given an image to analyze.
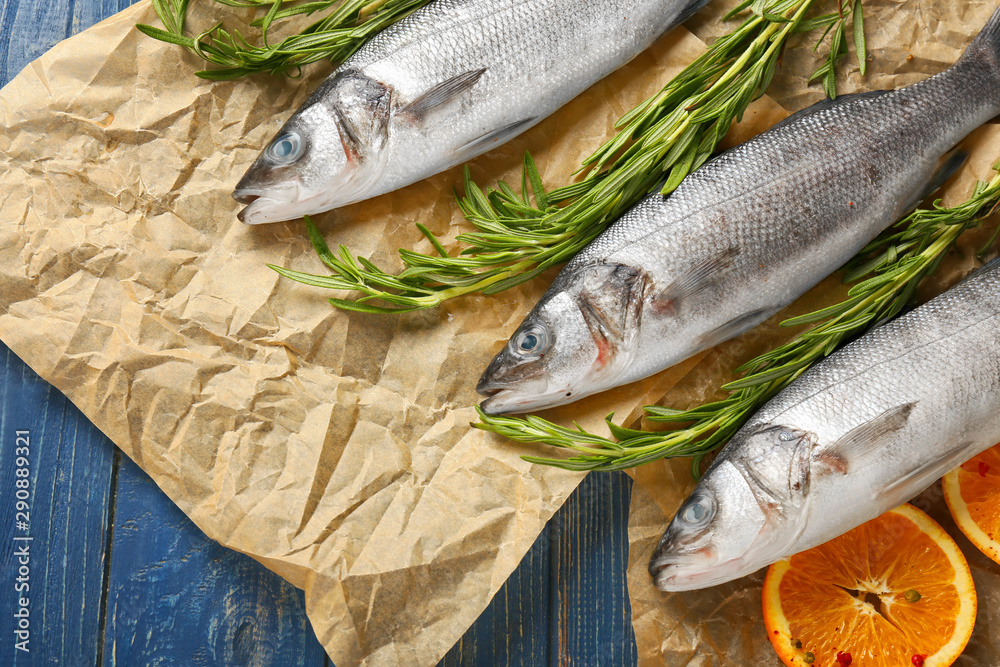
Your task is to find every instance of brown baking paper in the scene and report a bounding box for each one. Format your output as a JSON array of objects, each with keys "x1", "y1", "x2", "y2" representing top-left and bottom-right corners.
[
  {"x1": 628, "y1": 0, "x2": 1000, "y2": 664},
  {"x1": 0, "y1": 2, "x2": 737, "y2": 665}
]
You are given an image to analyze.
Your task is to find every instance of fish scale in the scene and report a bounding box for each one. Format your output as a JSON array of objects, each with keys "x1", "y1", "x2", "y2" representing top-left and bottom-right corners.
[
  {"x1": 650, "y1": 259, "x2": 1000, "y2": 591},
  {"x1": 477, "y1": 6, "x2": 1000, "y2": 415},
  {"x1": 234, "y1": 0, "x2": 711, "y2": 224}
]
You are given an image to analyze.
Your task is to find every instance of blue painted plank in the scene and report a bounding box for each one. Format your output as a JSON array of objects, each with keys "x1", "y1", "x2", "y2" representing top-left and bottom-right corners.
[
  {"x1": 440, "y1": 472, "x2": 636, "y2": 666},
  {"x1": 0, "y1": 343, "x2": 116, "y2": 664},
  {"x1": 439, "y1": 517, "x2": 552, "y2": 666},
  {"x1": 551, "y1": 472, "x2": 636, "y2": 666},
  {"x1": 0, "y1": 0, "x2": 137, "y2": 84},
  {"x1": 0, "y1": 0, "x2": 75, "y2": 84},
  {"x1": 100, "y1": 454, "x2": 328, "y2": 667}
]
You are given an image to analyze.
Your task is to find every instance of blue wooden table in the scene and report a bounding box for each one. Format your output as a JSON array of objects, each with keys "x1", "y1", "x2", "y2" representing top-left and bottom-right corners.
[{"x1": 0, "y1": 1, "x2": 637, "y2": 664}]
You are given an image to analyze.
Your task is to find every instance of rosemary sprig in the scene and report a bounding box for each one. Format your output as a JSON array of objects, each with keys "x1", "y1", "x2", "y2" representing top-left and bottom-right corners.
[
  {"x1": 474, "y1": 169, "x2": 1000, "y2": 473},
  {"x1": 806, "y1": 0, "x2": 866, "y2": 98},
  {"x1": 279, "y1": 0, "x2": 866, "y2": 312},
  {"x1": 136, "y1": 0, "x2": 432, "y2": 79}
]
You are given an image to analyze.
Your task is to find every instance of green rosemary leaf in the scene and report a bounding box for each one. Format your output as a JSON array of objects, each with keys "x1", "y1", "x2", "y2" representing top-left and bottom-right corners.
[
  {"x1": 327, "y1": 297, "x2": 421, "y2": 314},
  {"x1": 853, "y1": 0, "x2": 867, "y2": 75},
  {"x1": 416, "y1": 223, "x2": 451, "y2": 258},
  {"x1": 724, "y1": 0, "x2": 757, "y2": 21},
  {"x1": 524, "y1": 153, "x2": 549, "y2": 210},
  {"x1": 779, "y1": 293, "x2": 867, "y2": 326},
  {"x1": 480, "y1": 266, "x2": 549, "y2": 295},
  {"x1": 721, "y1": 356, "x2": 816, "y2": 390},
  {"x1": 268, "y1": 263, "x2": 354, "y2": 289}
]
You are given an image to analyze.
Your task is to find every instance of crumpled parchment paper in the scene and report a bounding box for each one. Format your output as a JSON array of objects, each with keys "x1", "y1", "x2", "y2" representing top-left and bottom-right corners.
[
  {"x1": 0, "y1": 2, "x2": 716, "y2": 665},
  {"x1": 628, "y1": 0, "x2": 1000, "y2": 663}
]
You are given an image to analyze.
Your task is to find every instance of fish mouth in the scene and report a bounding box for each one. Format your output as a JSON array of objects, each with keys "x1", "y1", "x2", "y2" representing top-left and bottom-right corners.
[
  {"x1": 476, "y1": 383, "x2": 571, "y2": 415},
  {"x1": 479, "y1": 390, "x2": 530, "y2": 415},
  {"x1": 649, "y1": 550, "x2": 735, "y2": 591},
  {"x1": 475, "y1": 355, "x2": 550, "y2": 414},
  {"x1": 476, "y1": 384, "x2": 530, "y2": 415},
  {"x1": 235, "y1": 195, "x2": 290, "y2": 225},
  {"x1": 232, "y1": 184, "x2": 302, "y2": 225},
  {"x1": 233, "y1": 190, "x2": 260, "y2": 206}
]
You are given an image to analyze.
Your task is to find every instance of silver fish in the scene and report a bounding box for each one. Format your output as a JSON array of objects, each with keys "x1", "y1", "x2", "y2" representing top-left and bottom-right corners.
[
  {"x1": 649, "y1": 257, "x2": 1000, "y2": 590},
  {"x1": 233, "y1": 0, "x2": 711, "y2": 224},
  {"x1": 476, "y1": 6, "x2": 1000, "y2": 415}
]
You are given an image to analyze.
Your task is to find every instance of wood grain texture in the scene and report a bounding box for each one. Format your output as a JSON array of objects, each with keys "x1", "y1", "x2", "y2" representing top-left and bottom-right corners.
[
  {"x1": 0, "y1": 0, "x2": 640, "y2": 663},
  {"x1": 101, "y1": 454, "x2": 328, "y2": 667},
  {"x1": 551, "y1": 472, "x2": 637, "y2": 666},
  {"x1": 440, "y1": 472, "x2": 637, "y2": 666},
  {"x1": 0, "y1": 0, "x2": 135, "y2": 84},
  {"x1": 0, "y1": 344, "x2": 116, "y2": 665}
]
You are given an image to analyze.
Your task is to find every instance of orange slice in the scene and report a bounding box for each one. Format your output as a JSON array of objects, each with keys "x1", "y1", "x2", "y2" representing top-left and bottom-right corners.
[
  {"x1": 762, "y1": 503, "x2": 976, "y2": 667},
  {"x1": 943, "y1": 443, "x2": 1000, "y2": 564}
]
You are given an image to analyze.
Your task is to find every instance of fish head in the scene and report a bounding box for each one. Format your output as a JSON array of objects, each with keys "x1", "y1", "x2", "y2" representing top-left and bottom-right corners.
[
  {"x1": 477, "y1": 263, "x2": 648, "y2": 414},
  {"x1": 476, "y1": 290, "x2": 600, "y2": 413},
  {"x1": 234, "y1": 71, "x2": 392, "y2": 224},
  {"x1": 648, "y1": 460, "x2": 769, "y2": 591},
  {"x1": 649, "y1": 425, "x2": 819, "y2": 591}
]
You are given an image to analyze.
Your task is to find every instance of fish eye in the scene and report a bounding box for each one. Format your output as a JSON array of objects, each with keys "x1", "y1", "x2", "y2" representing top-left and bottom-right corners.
[
  {"x1": 680, "y1": 494, "x2": 715, "y2": 527},
  {"x1": 513, "y1": 325, "x2": 548, "y2": 357},
  {"x1": 267, "y1": 131, "x2": 303, "y2": 164}
]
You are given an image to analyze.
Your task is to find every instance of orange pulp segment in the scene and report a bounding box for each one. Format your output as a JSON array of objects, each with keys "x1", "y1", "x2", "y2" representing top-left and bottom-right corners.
[
  {"x1": 762, "y1": 503, "x2": 976, "y2": 667},
  {"x1": 943, "y1": 443, "x2": 1000, "y2": 565}
]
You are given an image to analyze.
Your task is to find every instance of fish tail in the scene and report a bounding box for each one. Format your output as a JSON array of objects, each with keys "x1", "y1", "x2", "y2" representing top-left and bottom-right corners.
[{"x1": 963, "y1": 5, "x2": 1000, "y2": 68}]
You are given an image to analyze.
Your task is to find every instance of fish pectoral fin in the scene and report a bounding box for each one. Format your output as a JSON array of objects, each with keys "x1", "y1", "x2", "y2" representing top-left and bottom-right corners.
[
  {"x1": 694, "y1": 307, "x2": 777, "y2": 351},
  {"x1": 400, "y1": 68, "x2": 488, "y2": 121},
  {"x1": 876, "y1": 441, "x2": 977, "y2": 503},
  {"x1": 815, "y1": 402, "x2": 917, "y2": 475},
  {"x1": 652, "y1": 247, "x2": 740, "y2": 315},
  {"x1": 453, "y1": 117, "x2": 539, "y2": 160},
  {"x1": 903, "y1": 149, "x2": 969, "y2": 212}
]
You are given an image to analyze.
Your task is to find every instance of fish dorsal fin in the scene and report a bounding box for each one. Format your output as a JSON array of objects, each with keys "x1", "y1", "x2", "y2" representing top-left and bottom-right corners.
[
  {"x1": 400, "y1": 68, "x2": 487, "y2": 121},
  {"x1": 815, "y1": 402, "x2": 917, "y2": 475},
  {"x1": 453, "y1": 117, "x2": 539, "y2": 160},
  {"x1": 652, "y1": 246, "x2": 740, "y2": 315},
  {"x1": 767, "y1": 90, "x2": 892, "y2": 133}
]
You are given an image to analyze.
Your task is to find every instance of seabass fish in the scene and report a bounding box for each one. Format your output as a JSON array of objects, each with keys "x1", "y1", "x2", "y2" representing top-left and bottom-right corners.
[
  {"x1": 476, "y1": 5, "x2": 1000, "y2": 415},
  {"x1": 649, "y1": 258, "x2": 1000, "y2": 591},
  {"x1": 233, "y1": 0, "x2": 712, "y2": 224}
]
